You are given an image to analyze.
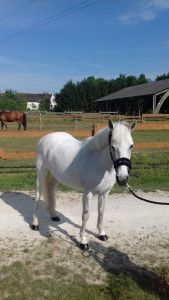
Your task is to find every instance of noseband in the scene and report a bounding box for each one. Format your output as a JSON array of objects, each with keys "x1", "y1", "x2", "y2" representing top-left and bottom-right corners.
[{"x1": 109, "y1": 131, "x2": 131, "y2": 171}]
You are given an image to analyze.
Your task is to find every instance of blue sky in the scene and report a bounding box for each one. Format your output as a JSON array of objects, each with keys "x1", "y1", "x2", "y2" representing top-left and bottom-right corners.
[{"x1": 0, "y1": 0, "x2": 169, "y2": 94}]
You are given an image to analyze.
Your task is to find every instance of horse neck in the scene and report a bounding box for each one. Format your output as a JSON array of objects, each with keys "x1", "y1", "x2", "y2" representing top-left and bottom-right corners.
[{"x1": 91, "y1": 127, "x2": 109, "y2": 151}]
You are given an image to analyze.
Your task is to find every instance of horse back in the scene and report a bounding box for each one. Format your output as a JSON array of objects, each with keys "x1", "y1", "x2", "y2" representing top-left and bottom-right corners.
[
  {"x1": 36, "y1": 132, "x2": 81, "y2": 166},
  {"x1": 0, "y1": 110, "x2": 18, "y2": 121}
]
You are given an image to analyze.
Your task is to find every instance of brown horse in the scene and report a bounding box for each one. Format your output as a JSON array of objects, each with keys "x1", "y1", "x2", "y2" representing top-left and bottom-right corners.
[{"x1": 0, "y1": 111, "x2": 27, "y2": 130}]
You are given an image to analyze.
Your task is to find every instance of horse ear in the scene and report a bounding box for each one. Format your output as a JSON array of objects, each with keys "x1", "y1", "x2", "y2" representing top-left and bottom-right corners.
[
  {"x1": 130, "y1": 119, "x2": 137, "y2": 131},
  {"x1": 108, "y1": 119, "x2": 113, "y2": 130}
]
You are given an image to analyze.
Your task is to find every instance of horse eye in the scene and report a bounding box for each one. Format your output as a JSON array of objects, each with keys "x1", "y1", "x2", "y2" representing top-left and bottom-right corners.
[{"x1": 130, "y1": 144, "x2": 134, "y2": 149}]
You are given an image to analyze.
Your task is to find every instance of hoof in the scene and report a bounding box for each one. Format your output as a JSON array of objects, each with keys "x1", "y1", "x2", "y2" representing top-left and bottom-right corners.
[
  {"x1": 30, "y1": 224, "x2": 39, "y2": 231},
  {"x1": 98, "y1": 235, "x2": 108, "y2": 241},
  {"x1": 51, "y1": 216, "x2": 60, "y2": 222},
  {"x1": 80, "y1": 243, "x2": 89, "y2": 251}
]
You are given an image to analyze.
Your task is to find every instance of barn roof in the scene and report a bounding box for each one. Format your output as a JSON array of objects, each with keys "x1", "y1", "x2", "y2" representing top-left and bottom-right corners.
[{"x1": 94, "y1": 78, "x2": 169, "y2": 102}]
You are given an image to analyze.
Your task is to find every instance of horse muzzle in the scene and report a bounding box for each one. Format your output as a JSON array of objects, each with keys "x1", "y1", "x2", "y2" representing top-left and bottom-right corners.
[
  {"x1": 114, "y1": 158, "x2": 131, "y2": 186},
  {"x1": 116, "y1": 175, "x2": 129, "y2": 186}
]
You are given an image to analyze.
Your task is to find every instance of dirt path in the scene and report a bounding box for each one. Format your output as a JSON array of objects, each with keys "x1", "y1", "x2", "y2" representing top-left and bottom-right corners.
[{"x1": 0, "y1": 191, "x2": 169, "y2": 267}]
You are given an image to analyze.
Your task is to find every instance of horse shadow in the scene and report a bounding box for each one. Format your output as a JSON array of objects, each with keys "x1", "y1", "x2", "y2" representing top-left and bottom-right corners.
[
  {"x1": 0, "y1": 191, "x2": 96, "y2": 240},
  {"x1": 1, "y1": 191, "x2": 164, "y2": 298}
]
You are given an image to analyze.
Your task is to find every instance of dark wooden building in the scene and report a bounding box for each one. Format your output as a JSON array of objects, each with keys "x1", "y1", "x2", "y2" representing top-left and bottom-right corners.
[{"x1": 94, "y1": 79, "x2": 169, "y2": 115}]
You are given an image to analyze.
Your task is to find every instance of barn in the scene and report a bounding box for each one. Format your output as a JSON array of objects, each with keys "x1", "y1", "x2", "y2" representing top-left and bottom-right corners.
[{"x1": 94, "y1": 79, "x2": 169, "y2": 115}]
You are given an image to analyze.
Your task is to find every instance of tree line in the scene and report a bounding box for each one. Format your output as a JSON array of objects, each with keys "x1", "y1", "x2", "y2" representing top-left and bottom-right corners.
[
  {"x1": 1, "y1": 72, "x2": 169, "y2": 112},
  {"x1": 0, "y1": 90, "x2": 27, "y2": 111},
  {"x1": 0, "y1": 90, "x2": 49, "y2": 112},
  {"x1": 55, "y1": 73, "x2": 150, "y2": 112}
]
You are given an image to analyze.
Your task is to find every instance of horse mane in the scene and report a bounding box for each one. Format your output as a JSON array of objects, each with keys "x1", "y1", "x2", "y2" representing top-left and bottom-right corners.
[{"x1": 89, "y1": 126, "x2": 109, "y2": 151}]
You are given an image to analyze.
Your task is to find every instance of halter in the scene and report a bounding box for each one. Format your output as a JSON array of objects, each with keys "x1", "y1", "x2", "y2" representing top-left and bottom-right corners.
[{"x1": 108, "y1": 131, "x2": 131, "y2": 171}]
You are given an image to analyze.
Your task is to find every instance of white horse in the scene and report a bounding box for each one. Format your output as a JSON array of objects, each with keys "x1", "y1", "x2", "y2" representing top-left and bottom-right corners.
[{"x1": 31, "y1": 119, "x2": 136, "y2": 250}]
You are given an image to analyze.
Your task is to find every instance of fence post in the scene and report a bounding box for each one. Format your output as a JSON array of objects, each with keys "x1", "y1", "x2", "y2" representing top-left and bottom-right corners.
[
  {"x1": 75, "y1": 115, "x2": 77, "y2": 130},
  {"x1": 39, "y1": 113, "x2": 42, "y2": 130}
]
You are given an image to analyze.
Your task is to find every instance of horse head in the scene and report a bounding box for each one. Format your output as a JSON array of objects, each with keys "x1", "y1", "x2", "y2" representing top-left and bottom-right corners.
[{"x1": 108, "y1": 119, "x2": 136, "y2": 186}]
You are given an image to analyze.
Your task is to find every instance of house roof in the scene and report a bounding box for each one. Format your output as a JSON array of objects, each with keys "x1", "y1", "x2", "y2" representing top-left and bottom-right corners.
[
  {"x1": 94, "y1": 78, "x2": 169, "y2": 102},
  {"x1": 19, "y1": 93, "x2": 52, "y2": 103},
  {"x1": 0, "y1": 93, "x2": 53, "y2": 103}
]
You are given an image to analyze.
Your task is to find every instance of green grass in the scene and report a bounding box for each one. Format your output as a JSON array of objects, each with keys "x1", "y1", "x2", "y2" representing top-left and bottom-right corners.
[
  {"x1": 112, "y1": 152, "x2": 169, "y2": 192},
  {"x1": 0, "y1": 137, "x2": 39, "y2": 152},
  {"x1": 0, "y1": 129, "x2": 169, "y2": 191},
  {"x1": 132, "y1": 130, "x2": 169, "y2": 143},
  {"x1": 0, "y1": 254, "x2": 163, "y2": 300},
  {"x1": 0, "y1": 130, "x2": 169, "y2": 153},
  {"x1": 12, "y1": 117, "x2": 93, "y2": 131},
  {"x1": 0, "y1": 151, "x2": 169, "y2": 192}
]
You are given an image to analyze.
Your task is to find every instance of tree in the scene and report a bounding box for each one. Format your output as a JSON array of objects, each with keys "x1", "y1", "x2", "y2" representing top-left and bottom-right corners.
[
  {"x1": 156, "y1": 72, "x2": 169, "y2": 81},
  {"x1": 39, "y1": 95, "x2": 48, "y2": 111},
  {"x1": 137, "y1": 73, "x2": 148, "y2": 85},
  {"x1": 0, "y1": 90, "x2": 27, "y2": 111},
  {"x1": 55, "y1": 73, "x2": 150, "y2": 113},
  {"x1": 56, "y1": 80, "x2": 77, "y2": 111}
]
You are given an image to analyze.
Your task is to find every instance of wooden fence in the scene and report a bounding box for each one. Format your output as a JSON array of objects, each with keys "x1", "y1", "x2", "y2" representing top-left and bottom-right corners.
[{"x1": 1, "y1": 113, "x2": 169, "y2": 159}]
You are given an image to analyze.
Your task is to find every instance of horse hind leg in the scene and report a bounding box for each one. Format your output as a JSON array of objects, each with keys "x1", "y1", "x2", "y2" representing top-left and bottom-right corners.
[
  {"x1": 48, "y1": 177, "x2": 60, "y2": 221},
  {"x1": 31, "y1": 177, "x2": 42, "y2": 230},
  {"x1": 41, "y1": 171, "x2": 60, "y2": 221},
  {"x1": 17, "y1": 121, "x2": 21, "y2": 131},
  {"x1": 31, "y1": 170, "x2": 51, "y2": 230}
]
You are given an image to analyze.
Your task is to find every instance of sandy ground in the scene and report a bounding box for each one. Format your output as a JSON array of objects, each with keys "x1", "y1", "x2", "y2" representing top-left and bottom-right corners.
[{"x1": 0, "y1": 189, "x2": 169, "y2": 286}]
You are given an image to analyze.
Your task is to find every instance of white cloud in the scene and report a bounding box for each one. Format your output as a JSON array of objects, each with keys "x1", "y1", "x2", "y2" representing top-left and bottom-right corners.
[{"x1": 119, "y1": 0, "x2": 169, "y2": 25}]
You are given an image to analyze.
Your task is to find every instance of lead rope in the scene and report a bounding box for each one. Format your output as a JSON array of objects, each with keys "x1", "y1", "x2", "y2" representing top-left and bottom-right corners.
[{"x1": 127, "y1": 183, "x2": 169, "y2": 205}]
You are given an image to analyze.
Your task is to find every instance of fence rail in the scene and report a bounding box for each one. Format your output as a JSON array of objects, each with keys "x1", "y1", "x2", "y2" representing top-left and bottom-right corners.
[{"x1": 1, "y1": 113, "x2": 169, "y2": 159}]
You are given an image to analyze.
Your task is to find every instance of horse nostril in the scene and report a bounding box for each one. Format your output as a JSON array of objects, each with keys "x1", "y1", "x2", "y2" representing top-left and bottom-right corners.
[{"x1": 116, "y1": 176, "x2": 129, "y2": 186}]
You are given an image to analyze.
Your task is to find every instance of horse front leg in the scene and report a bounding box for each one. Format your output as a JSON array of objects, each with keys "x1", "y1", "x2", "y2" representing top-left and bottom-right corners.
[
  {"x1": 97, "y1": 191, "x2": 109, "y2": 241},
  {"x1": 80, "y1": 190, "x2": 92, "y2": 250},
  {"x1": 2, "y1": 121, "x2": 7, "y2": 130},
  {"x1": 18, "y1": 121, "x2": 21, "y2": 130}
]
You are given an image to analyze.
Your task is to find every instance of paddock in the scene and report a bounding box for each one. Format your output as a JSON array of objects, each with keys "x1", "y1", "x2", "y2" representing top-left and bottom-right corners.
[
  {"x1": 0, "y1": 116, "x2": 169, "y2": 298},
  {"x1": 0, "y1": 189, "x2": 169, "y2": 274}
]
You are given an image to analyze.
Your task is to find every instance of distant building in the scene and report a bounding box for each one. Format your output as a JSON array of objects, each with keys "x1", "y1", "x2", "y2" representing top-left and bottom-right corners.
[
  {"x1": 94, "y1": 79, "x2": 169, "y2": 114},
  {"x1": 0, "y1": 92, "x2": 56, "y2": 110},
  {"x1": 49, "y1": 94, "x2": 56, "y2": 110},
  {"x1": 22, "y1": 93, "x2": 56, "y2": 110}
]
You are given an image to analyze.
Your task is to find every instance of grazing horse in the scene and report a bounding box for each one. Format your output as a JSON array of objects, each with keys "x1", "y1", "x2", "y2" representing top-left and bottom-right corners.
[
  {"x1": 31, "y1": 119, "x2": 136, "y2": 250},
  {"x1": 0, "y1": 111, "x2": 27, "y2": 130}
]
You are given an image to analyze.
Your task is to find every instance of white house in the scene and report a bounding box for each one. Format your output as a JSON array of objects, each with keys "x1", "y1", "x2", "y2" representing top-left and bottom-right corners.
[{"x1": 23, "y1": 93, "x2": 56, "y2": 110}]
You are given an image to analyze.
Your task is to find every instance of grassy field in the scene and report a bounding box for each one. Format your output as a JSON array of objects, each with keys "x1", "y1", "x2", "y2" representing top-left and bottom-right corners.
[
  {"x1": 4, "y1": 116, "x2": 94, "y2": 131},
  {"x1": 0, "y1": 129, "x2": 169, "y2": 191},
  {"x1": 1, "y1": 238, "x2": 166, "y2": 300},
  {"x1": 0, "y1": 152, "x2": 169, "y2": 192}
]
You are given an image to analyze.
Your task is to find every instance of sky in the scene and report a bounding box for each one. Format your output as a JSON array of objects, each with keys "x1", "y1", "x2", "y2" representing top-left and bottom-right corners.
[{"x1": 0, "y1": 0, "x2": 169, "y2": 94}]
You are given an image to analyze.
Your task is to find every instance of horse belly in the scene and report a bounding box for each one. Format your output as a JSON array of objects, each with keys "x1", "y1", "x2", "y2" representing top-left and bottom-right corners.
[{"x1": 47, "y1": 158, "x2": 84, "y2": 191}]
